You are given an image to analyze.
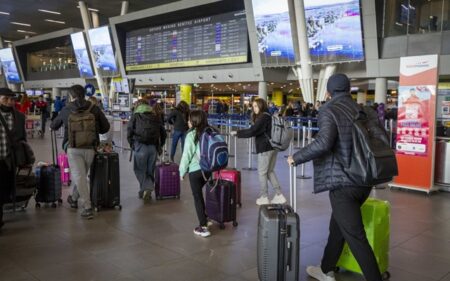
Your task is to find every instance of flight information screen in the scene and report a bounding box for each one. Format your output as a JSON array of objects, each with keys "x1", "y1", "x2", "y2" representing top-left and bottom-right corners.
[{"x1": 125, "y1": 10, "x2": 249, "y2": 71}]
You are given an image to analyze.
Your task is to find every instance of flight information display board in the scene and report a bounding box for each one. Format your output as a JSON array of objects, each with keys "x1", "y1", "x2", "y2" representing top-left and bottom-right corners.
[
  {"x1": 0, "y1": 48, "x2": 21, "y2": 83},
  {"x1": 125, "y1": 10, "x2": 248, "y2": 71}
]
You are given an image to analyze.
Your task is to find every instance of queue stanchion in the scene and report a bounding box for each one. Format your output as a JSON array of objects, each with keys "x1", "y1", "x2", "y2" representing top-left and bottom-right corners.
[
  {"x1": 243, "y1": 137, "x2": 257, "y2": 171},
  {"x1": 307, "y1": 120, "x2": 313, "y2": 143},
  {"x1": 385, "y1": 119, "x2": 389, "y2": 131},
  {"x1": 234, "y1": 134, "x2": 238, "y2": 168},
  {"x1": 389, "y1": 119, "x2": 394, "y2": 148},
  {"x1": 227, "y1": 119, "x2": 235, "y2": 158},
  {"x1": 285, "y1": 120, "x2": 294, "y2": 158},
  {"x1": 297, "y1": 125, "x2": 311, "y2": 180},
  {"x1": 295, "y1": 118, "x2": 301, "y2": 149}
]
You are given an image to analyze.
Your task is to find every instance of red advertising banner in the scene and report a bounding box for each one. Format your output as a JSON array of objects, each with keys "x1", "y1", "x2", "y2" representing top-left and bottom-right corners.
[{"x1": 392, "y1": 55, "x2": 438, "y2": 192}]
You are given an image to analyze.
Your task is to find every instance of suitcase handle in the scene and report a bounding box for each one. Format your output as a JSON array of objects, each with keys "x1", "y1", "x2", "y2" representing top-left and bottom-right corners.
[{"x1": 289, "y1": 165, "x2": 297, "y2": 211}]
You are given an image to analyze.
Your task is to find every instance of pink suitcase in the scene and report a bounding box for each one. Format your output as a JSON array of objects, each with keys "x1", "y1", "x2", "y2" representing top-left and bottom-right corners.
[
  {"x1": 58, "y1": 153, "x2": 70, "y2": 186},
  {"x1": 155, "y1": 162, "x2": 180, "y2": 200},
  {"x1": 214, "y1": 169, "x2": 242, "y2": 207}
]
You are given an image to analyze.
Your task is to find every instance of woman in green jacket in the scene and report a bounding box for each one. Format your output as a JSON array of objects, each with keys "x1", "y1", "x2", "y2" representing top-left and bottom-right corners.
[{"x1": 179, "y1": 110, "x2": 212, "y2": 238}]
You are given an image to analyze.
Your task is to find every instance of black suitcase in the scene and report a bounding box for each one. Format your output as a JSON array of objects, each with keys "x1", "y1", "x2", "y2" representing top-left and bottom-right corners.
[
  {"x1": 3, "y1": 168, "x2": 37, "y2": 212},
  {"x1": 35, "y1": 131, "x2": 62, "y2": 208},
  {"x1": 205, "y1": 179, "x2": 238, "y2": 229},
  {"x1": 90, "y1": 152, "x2": 121, "y2": 211},
  {"x1": 257, "y1": 166, "x2": 300, "y2": 281}
]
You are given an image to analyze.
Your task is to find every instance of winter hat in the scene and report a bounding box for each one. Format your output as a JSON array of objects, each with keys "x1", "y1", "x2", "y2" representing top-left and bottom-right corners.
[
  {"x1": 0, "y1": 88, "x2": 14, "y2": 97},
  {"x1": 327, "y1": 74, "x2": 350, "y2": 96}
]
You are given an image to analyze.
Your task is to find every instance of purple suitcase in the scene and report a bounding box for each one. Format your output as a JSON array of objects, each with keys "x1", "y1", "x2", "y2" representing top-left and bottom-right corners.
[
  {"x1": 205, "y1": 179, "x2": 238, "y2": 229},
  {"x1": 155, "y1": 162, "x2": 180, "y2": 200}
]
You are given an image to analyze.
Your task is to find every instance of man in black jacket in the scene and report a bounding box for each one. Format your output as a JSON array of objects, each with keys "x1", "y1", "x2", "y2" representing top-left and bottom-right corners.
[
  {"x1": 51, "y1": 85, "x2": 110, "y2": 219},
  {"x1": 288, "y1": 74, "x2": 382, "y2": 281},
  {"x1": 0, "y1": 88, "x2": 27, "y2": 229}
]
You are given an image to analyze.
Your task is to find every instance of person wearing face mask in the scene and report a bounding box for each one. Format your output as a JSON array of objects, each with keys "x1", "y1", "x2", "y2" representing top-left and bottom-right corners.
[
  {"x1": 0, "y1": 88, "x2": 27, "y2": 229},
  {"x1": 230, "y1": 98, "x2": 287, "y2": 206}
]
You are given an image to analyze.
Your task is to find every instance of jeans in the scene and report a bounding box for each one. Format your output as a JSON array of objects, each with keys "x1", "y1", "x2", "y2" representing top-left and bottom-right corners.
[
  {"x1": 67, "y1": 148, "x2": 95, "y2": 210},
  {"x1": 170, "y1": 130, "x2": 185, "y2": 160},
  {"x1": 321, "y1": 187, "x2": 383, "y2": 281},
  {"x1": 257, "y1": 150, "x2": 282, "y2": 197},
  {"x1": 133, "y1": 143, "x2": 158, "y2": 195},
  {"x1": 189, "y1": 170, "x2": 210, "y2": 227}
]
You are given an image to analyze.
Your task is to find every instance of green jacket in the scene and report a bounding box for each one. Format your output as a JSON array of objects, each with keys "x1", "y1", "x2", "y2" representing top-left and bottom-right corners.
[{"x1": 179, "y1": 129, "x2": 201, "y2": 177}]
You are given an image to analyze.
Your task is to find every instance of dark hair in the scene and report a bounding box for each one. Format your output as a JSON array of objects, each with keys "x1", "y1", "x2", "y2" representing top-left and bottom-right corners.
[
  {"x1": 153, "y1": 102, "x2": 163, "y2": 116},
  {"x1": 69, "y1": 85, "x2": 85, "y2": 100},
  {"x1": 176, "y1": 100, "x2": 190, "y2": 122},
  {"x1": 189, "y1": 110, "x2": 209, "y2": 144},
  {"x1": 251, "y1": 98, "x2": 268, "y2": 123}
]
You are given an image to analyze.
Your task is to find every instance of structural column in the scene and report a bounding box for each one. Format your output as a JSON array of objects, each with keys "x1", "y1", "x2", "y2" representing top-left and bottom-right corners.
[
  {"x1": 258, "y1": 81, "x2": 268, "y2": 100},
  {"x1": 272, "y1": 89, "x2": 283, "y2": 106},
  {"x1": 375, "y1": 78, "x2": 387, "y2": 104},
  {"x1": 357, "y1": 92, "x2": 367, "y2": 105},
  {"x1": 52, "y1": 88, "x2": 61, "y2": 99},
  {"x1": 179, "y1": 84, "x2": 192, "y2": 104}
]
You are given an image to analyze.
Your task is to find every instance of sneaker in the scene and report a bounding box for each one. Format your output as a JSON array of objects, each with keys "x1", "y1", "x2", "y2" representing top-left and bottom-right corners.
[
  {"x1": 271, "y1": 193, "x2": 287, "y2": 204},
  {"x1": 143, "y1": 190, "x2": 152, "y2": 202},
  {"x1": 67, "y1": 195, "x2": 78, "y2": 209},
  {"x1": 80, "y1": 209, "x2": 94, "y2": 220},
  {"x1": 256, "y1": 196, "x2": 270, "y2": 206},
  {"x1": 306, "y1": 266, "x2": 336, "y2": 281},
  {"x1": 206, "y1": 220, "x2": 214, "y2": 228},
  {"x1": 193, "y1": 226, "x2": 211, "y2": 238}
]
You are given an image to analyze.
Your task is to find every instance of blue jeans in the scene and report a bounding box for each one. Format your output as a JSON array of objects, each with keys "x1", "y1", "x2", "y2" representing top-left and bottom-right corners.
[
  {"x1": 133, "y1": 143, "x2": 158, "y2": 195},
  {"x1": 170, "y1": 130, "x2": 186, "y2": 160}
]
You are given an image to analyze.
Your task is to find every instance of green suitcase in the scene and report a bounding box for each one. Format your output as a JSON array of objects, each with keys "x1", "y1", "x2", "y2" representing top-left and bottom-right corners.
[{"x1": 337, "y1": 198, "x2": 390, "y2": 280}]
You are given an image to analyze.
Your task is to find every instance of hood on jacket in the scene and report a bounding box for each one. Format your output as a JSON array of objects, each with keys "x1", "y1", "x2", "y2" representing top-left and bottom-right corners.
[
  {"x1": 134, "y1": 104, "x2": 153, "y2": 114},
  {"x1": 67, "y1": 99, "x2": 92, "y2": 111}
]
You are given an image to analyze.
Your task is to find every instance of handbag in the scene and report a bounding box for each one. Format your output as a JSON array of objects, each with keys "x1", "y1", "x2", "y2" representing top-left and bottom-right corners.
[{"x1": 0, "y1": 112, "x2": 35, "y2": 167}]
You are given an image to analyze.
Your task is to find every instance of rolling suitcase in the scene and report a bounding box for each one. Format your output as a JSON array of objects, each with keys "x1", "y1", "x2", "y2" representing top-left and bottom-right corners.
[
  {"x1": 214, "y1": 169, "x2": 242, "y2": 207},
  {"x1": 35, "y1": 131, "x2": 62, "y2": 208},
  {"x1": 3, "y1": 168, "x2": 37, "y2": 212},
  {"x1": 58, "y1": 153, "x2": 70, "y2": 186},
  {"x1": 155, "y1": 162, "x2": 180, "y2": 200},
  {"x1": 204, "y1": 179, "x2": 238, "y2": 229},
  {"x1": 90, "y1": 152, "x2": 121, "y2": 211},
  {"x1": 257, "y1": 165, "x2": 300, "y2": 281},
  {"x1": 337, "y1": 198, "x2": 391, "y2": 280}
]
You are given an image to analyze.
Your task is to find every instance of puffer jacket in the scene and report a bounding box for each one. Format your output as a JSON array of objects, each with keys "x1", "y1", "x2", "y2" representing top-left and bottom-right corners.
[
  {"x1": 236, "y1": 111, "x2": 272, "y2": 154},
  {"x1": 293, "y1": 92, "x2": 362, "y2": 193}
]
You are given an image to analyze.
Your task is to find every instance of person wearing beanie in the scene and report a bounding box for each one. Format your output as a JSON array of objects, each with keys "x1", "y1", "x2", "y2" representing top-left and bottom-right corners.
[
  {"x1": 287, "y1": 74, "x2": 383, "y2": 281},
  {"x1": 0, "y1": 88, "x2": 27, "y2": 229}
]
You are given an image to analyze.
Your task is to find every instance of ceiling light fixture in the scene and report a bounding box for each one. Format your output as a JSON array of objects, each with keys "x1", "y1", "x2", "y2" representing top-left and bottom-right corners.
[
  {"x1": 0, "y1": 11, "x2": 10, "y2": 15},
  {"x1": 11, "y1": 21, "x2": 31, "y2": 27},
  {"x1": 45, "y1": 19, "x2": 65, "y2": 24},
  {"x1": 17, "y1": 29, "x2": 37, "y2": 34},
  {"x1": 38, "y1": 9, "x2": 61, "y2": 15},
  {"x1": 4, "y1": 40, "x2": 12, "y2": 43},
  {"x1": 76, "y1": 6, "x2": 100, "y2": 12}
]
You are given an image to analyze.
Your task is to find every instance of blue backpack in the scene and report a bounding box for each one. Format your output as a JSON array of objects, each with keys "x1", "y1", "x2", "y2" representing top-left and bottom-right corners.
[{"x1": 199, "y1": 127, "x2": 229, "y2": 173}]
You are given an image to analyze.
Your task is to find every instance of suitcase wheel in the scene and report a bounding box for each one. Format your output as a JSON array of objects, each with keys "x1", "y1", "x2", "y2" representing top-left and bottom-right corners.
[
  {"x1": 382, "y1": 271, "x2": 390, "y2": 280},
  {"x1": 58, "y1": 199, "x2": 63, "y2": 205},
  {"x1": 219, "y1": 223, "x2": 225, "y2": 230},
  {"x1": 238, "y1": 203, "x2": 242, "y2": 208},
  {"x1": 232, "y1": 221, "x2": 238, "y2": 227},
  {"x1": 176, "y1": 195, "x2": 180, "y2": 200},
  {"x1": 51, "y1": 203, "x2": 57, "y2": 208},
  {"x1": 35, "y1": 203, "x2": 41, "y2": 208},
  {"x1": 94, "y1": 207, "x2": 100, "y2": 212}
]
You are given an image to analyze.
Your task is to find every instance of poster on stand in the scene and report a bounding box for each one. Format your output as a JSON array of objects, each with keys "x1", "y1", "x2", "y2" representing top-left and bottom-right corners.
[{"x1": 396, "y1": 86, "x2": 435, "y2": 157}]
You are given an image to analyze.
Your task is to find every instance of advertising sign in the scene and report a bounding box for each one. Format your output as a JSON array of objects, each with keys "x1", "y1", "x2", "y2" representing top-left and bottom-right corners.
[
  {"x1": 251, "y1": 0, "x2": 296, "y2": 66},
  {"x1": 88, "y1": 26, "x2": 118, "y2": 76},
  {"x1": 392, "y1": 55, "x2": 438, "y2": 192},
  {"x1": 0, "y1": 48, "x2": 21, "y2": 83},
  {"x1": 304, "y1": 0, "x2": 365, "y2": 64},
  {"x1": 71, "y1": 32, "x2": 94, "y2": 78}
]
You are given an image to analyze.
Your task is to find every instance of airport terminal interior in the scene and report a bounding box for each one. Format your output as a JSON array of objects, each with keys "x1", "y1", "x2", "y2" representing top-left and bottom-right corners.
[{"x1": 1, "y1": 0, "x2": 450, "y2": 281}]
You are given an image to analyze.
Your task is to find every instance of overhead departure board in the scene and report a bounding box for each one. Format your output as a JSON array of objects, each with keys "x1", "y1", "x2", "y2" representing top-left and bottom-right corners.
[{"x1": 125, "y1": 10, "x2": 249, "y2": 71}]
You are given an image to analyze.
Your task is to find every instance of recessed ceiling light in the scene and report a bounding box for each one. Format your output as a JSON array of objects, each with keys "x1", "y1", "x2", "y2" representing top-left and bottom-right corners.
[
  {"x1": 11, "y1": 21, "x2": 31, "y2": 27},
  {"x1": 76, "y1": 6, "x2": 100, "y2": 12},
  {"x1": 4, "y1": 40, "x2": 12, "y2": 43},
  {"x1": 0, "y1": 11, "x2": 10, "y2": 15},
  {"x1": 17, "y1": 29, "x2": 37, "y2": 34},
  {"x1": 38, "y1": 9, "x2": 61, "y2": 15},
  {"x1": 45, "y1": 19, "x2": 65, "y2": 24}
]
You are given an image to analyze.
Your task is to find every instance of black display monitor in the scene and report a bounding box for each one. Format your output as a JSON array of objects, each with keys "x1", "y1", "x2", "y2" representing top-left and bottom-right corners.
[{"x1": 125, "y1": 10, "x2": 249, "y2": 71}]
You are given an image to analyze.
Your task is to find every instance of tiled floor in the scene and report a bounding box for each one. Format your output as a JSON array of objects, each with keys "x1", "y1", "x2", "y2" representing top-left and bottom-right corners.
[{"x1": 1, "y1": 133, "x2": 450, "y2": 281}]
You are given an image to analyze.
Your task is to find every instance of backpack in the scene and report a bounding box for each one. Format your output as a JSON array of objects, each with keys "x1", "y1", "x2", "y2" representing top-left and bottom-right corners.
[
  {"x1": 336, "y1": 103, "x2": 398, "y2": 186},
  {"x1": 264, "y1": 112, "x2": 293, "y2": 151},
  {"x1": 134, "y1": 114, "x2": 161, "y2": 145},
  {"x1": 199, "y1": 127, "x2": 229, "y2": 173},
  {"x1": 68, "y1": 103, "x2": 97, "y2": 148}
]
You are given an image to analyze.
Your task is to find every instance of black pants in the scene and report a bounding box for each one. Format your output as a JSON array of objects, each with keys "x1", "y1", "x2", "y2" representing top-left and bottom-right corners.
[
  {"x1": 189, "y1": 170, "x2": 210, "y2": 227},
  {"x1": 0, "y1": 160, "x2": 14, "y2": 224},
  {"x1": 321, "y1": 187, "x2": 383, "y2": 281}
]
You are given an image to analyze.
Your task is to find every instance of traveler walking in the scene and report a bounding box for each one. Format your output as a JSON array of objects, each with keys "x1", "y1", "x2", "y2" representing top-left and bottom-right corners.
[
  {"x1": 50, "y1": 85, "x2": 110, "y2": 219},
  {"x1": 52, "y1": 96, "x2": 64, "y2": 121},
  {"x1": 127, "y1": 100, "x2": 166, "y2": 201},
  {"x1": 0, "y1": 88, "x2": 27, "y2": 229},
  {"x1": 179, "y1": 110, "x2": 212, "y2": 237},
  {"x1": 287, "y1": 74, "x2": 383, "y2": 281},
  {"x1": 168, "y1": 101, "x2": 189, "y2": 162},
  {"x1": 36, "y1": 95, "x2": 49, "y2": 135},
  {"x1": 231, "y1": 98, "x2": 287, "y2": 206}
]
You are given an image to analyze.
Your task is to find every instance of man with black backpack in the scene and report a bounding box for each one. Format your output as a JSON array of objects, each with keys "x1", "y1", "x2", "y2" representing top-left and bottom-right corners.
[
  {"x1": 127, "y1": 99, "x2": 166, "y2": 202},
  {"x1": 287, "y1": 74, "x2": 395, "y2": 281},
  {"x1": 51, "y1": 85, "x2": 110, "y2": 219}
]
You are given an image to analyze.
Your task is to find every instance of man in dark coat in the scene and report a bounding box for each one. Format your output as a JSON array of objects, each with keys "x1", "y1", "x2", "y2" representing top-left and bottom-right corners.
[
  {"x1": 288, "y1": 74, "x2": 383, "y2": 281},
  {"x1": 0, "y1": 88, "x2": 26, "y2": 229}
]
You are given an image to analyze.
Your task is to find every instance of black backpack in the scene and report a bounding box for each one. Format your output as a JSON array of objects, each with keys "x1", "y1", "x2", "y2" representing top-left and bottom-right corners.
[
  {"x1": 336, "y1": 103, "x2": 398, "y2": 186},
  {"x1": 134, "y1": 114, "x2": 161, "y2": 145}
]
